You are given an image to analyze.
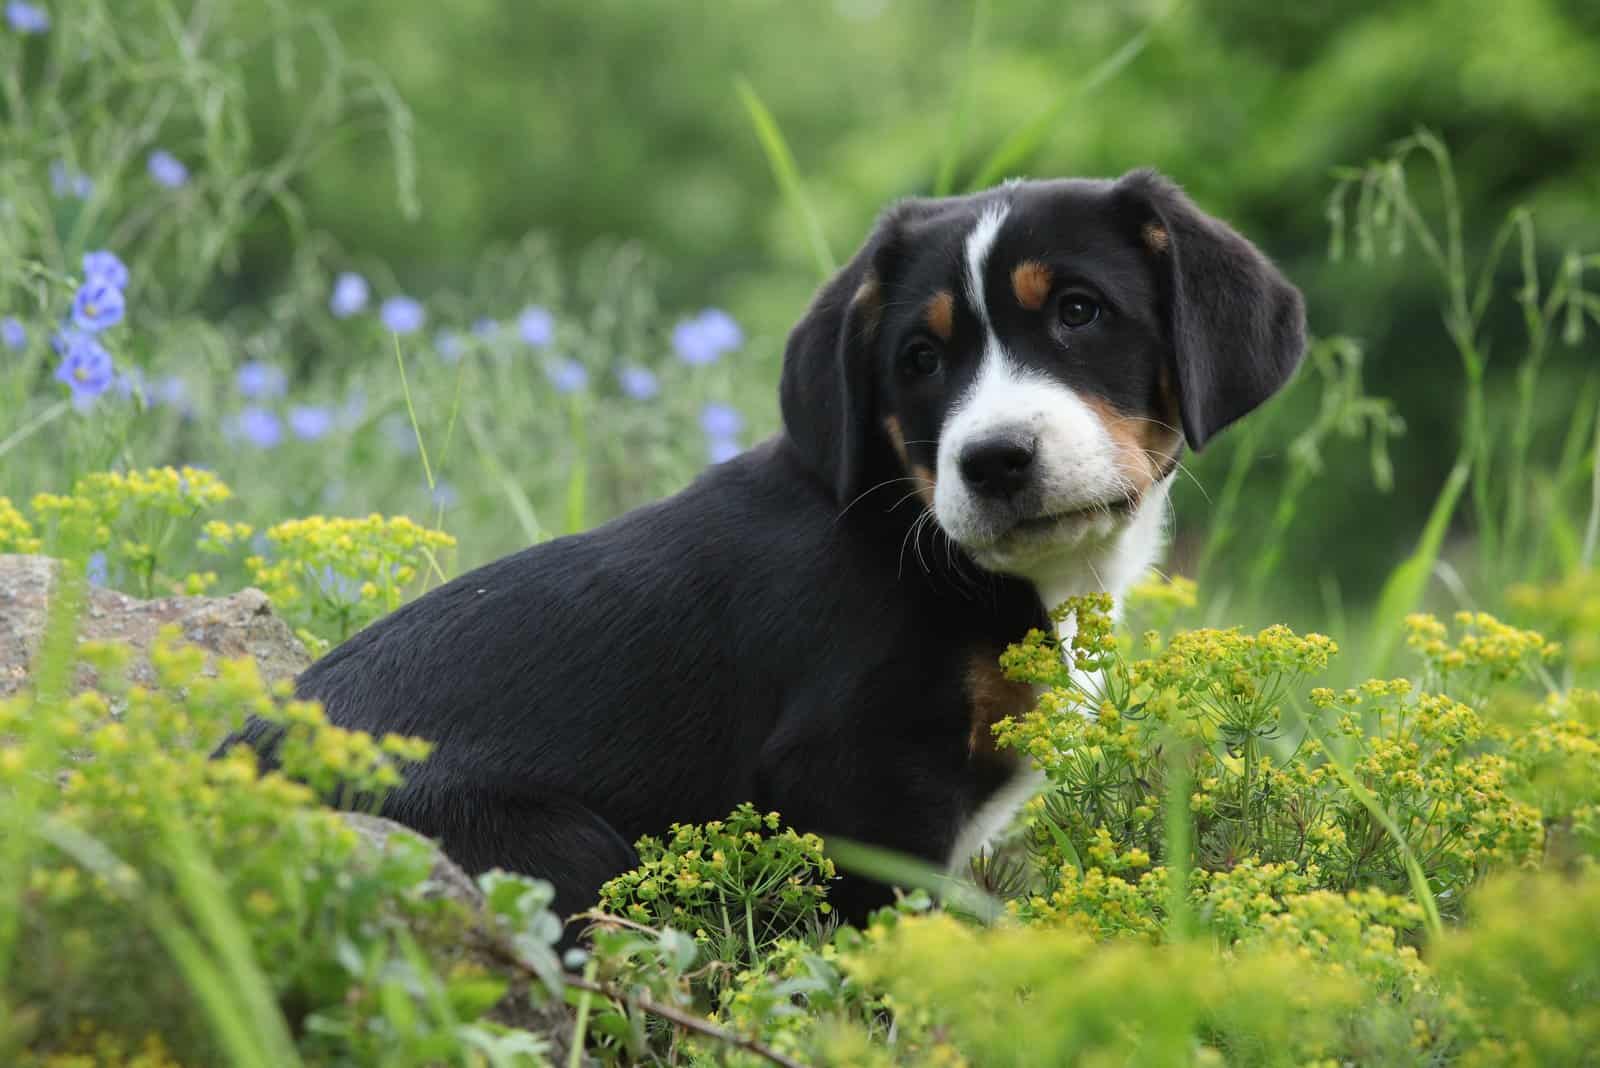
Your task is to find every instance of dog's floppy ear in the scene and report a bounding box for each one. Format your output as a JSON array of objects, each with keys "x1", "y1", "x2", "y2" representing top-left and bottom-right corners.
[
  {"x1": 779, "y1": 207, "x2": 906, "y2": 504},
  {"x1": 1115, "y1": 169, "x2": 1307, "y2": 451}
]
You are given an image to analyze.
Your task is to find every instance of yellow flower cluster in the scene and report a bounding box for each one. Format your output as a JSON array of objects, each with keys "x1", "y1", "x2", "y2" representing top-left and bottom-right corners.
[
  {"x1": 1507, "y1": 570, "x2": 1600, "y2": 674},
  {"x1": 0, "y1": 495, "x2": 43, "y2": 553},
  {"x1": 598, "y1": 803, "x2": 835, "y2": 964},
  {"x1": 1406, "y1": 610, "x2": 1559, "y2": 684},
  {"x1": 245, "y1": 513, "x2": 455, "y2": 650}
]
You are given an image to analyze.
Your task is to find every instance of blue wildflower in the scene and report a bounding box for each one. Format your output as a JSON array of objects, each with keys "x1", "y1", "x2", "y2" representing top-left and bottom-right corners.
[
  {"x1": 673, "y1": 308, "x2": 744, "y2": 366},
  {"x1": 1, "y1": 317, "x2": 24, "y2": 350},
  {"x1": 380, "y1": 296, "x2": 425, "y2": 335},
  {"x1": 82, "y1": 250, "x2": 128, "y2": 290},
  {"x1": 548, "y1": 358, "x2": 588, "y2": 394},
  {"x1": 112, "y1": 367, "x2": 147, "y2": 404},
  {"x1": 154, "y1": 375, "x2": 191, "y2": 414},
  {"x1": 341, "y1": 387, "x2": 367, "y2": 429},
  {"x1": 236, "y1": 360, "x2": 287, "y2": 399},
  {"x1": 147, "y1": 149, "x2": 188, "y2": 189},
  {"x1": 53, "y1": 334, "x2": 115, "y2": 405},
  {"x1": 316, "y1": 565, "x2": 361, "y2": 603},
  {"x1": 707, "y1": 437, "x2": 743, "y2": 464},
  {"x1": 617, "y1": 365, "x2": 659, "y2": 400},
  {"x1": 472, "y1": 317, "x2": 498, "y2": 337},
  {"x1": 430, "y1": 480, "x2": 460, "y2": 509},
  {"x1": 288, "y1": 405, "x2": 334, "y2": 441},
  {"x1": 5, "y1": 2, "x2": 49, "y2": 34},
  {"x1": 518, "y1": 306, "x2": 554, "y2": 347},
  {"x1": 381, "y1": 412, "x2": 419, "y2": 455},
  {"x1": 86, "y1": 552, "x2": 108, "y2": 588},
  {"x1": 71, "y1": 279, "x2": 125, "y2": 332},
  {"x1": 50, "y1": 161, "x2": 92, "y2": 200},
  {"x1": 330, "y1": 272, "x2": 369, "y2": 318},
  {"x1": 236, "y1": 407, "x2": 282, "y2": 449},
  {"x1": 435, "y1": 328, "x2": 464, "y2": 363},
  {"x1": 700, "y1": 402, "x2": 745, "y2": 439}
]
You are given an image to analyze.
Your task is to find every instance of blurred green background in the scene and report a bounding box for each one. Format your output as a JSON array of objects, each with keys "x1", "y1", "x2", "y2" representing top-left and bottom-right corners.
[{"x1": 222, "y1": 0, "x2": 1600, "y2": 611}]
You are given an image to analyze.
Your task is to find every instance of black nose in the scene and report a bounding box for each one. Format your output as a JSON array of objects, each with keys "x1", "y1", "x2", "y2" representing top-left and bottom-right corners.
[{"x1": 959, "y1": 434, "x2": 1037, "y2": 499}]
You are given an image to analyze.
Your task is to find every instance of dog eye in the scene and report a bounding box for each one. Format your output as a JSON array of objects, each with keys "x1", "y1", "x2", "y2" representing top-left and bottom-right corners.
[
  {"x1": 899, "y1": 342, "x2": 942, "y2": 378},
  {"x1": 1056, "y1": 292, "x2": 1100, "y2": 329}
]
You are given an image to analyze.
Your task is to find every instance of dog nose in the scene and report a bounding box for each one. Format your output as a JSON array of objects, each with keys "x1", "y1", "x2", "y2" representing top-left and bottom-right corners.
[{"x1": 959, "y1": 434, "x2": 1037, "y2": 499}]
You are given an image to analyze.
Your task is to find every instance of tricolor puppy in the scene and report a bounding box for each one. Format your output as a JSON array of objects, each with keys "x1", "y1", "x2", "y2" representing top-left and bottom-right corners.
[{"x1": 223, "y1": 170, "x2": 1304, "y2": 933}]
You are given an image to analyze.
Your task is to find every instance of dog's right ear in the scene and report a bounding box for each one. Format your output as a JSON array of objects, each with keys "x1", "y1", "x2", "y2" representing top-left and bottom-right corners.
[{"x1": 779, "y1": 208, "x2": 907, "y2": 506}]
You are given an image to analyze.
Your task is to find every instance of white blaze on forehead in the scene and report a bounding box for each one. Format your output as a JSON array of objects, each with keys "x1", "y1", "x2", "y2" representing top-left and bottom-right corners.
[{"x1": 963, "y1": 203, "x2": 1009, "y2": 332}]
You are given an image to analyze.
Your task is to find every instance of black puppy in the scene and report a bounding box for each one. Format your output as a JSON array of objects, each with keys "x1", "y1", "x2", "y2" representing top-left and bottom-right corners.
[{"x1": 224, "y1": 170, "x2": 1304, "y2": 928}]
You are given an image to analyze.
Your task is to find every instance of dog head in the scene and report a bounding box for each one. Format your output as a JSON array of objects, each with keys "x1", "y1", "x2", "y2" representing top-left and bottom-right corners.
[{"x1": 780, "y1": 169, "x2": 1305, "y2": 583}]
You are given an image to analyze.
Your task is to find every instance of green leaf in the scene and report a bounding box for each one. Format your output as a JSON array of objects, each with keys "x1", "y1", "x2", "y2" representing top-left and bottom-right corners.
[
  {"x1": 735, "y1": 77, "x2": 836, "y2": 280},
  {"x1": 1364, "y1": 459, "x2": 1469, "y2": 675}
]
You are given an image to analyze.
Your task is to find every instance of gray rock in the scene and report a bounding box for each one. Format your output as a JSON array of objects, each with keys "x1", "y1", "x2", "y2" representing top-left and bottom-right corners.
[{"x1": 0, "y1": 554, "x2": 310, "y2": 697}]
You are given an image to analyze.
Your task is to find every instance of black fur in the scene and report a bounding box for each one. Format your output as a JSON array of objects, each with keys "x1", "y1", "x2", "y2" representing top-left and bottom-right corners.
[{"x1": 220, "y1": 171, "x2": 1304, "y2": 935}]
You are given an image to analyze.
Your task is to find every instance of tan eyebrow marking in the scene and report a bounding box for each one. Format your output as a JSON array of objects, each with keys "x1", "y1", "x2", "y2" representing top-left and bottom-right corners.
[
  {"x1": 923, "y1": 290, "x2": 954, "y2": 341},
  {"x1": 1011, "y1": 260, "x2": 1053, "y2": 311},
  {"x1": 1141, "y1": 222, "x2": 1170, "y2": 253}
]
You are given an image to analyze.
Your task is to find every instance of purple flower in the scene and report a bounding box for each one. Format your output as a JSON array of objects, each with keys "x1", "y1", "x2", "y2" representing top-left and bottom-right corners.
[
  {"x1": 71, "y1": 280, "x2": 125, "y2": 332},
  {"x1": 1, "y1": 317, "x2": 24, "y2": 350},
  {"x1": 548, "y1": 358, "x2": 588, "y2": 394},
  {"x1": 381, "y1": 412, "x2": 419, "y2": 455},
  {"x1": 317, "y1": 565, "x2": 361, "y2": 603},
  {"x1": 617, "y1": 365, "x2": 659, "y2": 401},
  {"x1": 673, "y1": 308, "x2": 744, "y2": 366},
  {"x1": 707, "y1": 437, "x2": 743, "y2": 465},
  {"x1": 518, "y1": 306, "x2": 554, "y2": 347},
  {"x1": 112, "y1": 367, "x2": 147, "y2": 403},
  {"x1": 472, "y1": 317, "x2": 498, "y2": 337},
  {"x1": 86, "y1": 551, "x2": 108, "y2": 588},
  {"x1": 435, "y1": 329, "x2": 464, "y2": 363},
  {"x1": 154, "y1": 375, "x2": 190, "y2": 414},
  {"x1": 699, "y1": 402, "x2": 744, "y2": 439},
  {"x1": 341, "y1": 387, "x2": 367, "y2": 428},
  {"x1": 147, "y1": 149, "x2": 188, "y2": 189},
  {"x1": 330, "y1": 272, "x2": 369, "y2": 318},
  {"x1": 236, "y1": 360, "x2": 287, "y2": 400},
  {"x1": 53, "y1": 334, "x2": 115, "y2": 404},
  {"x1": 288, "y1": 405, "x2": 334, "y2": 441},
  {"x1": 380, "y1": 295, "x2": 425, "y2": 335},
  {"x1": 430, "y1": 480, "x2": 460, "y2": 509},
  {"x1": 50, "y1": 161, "x2": 92, "y2": 200},
  {"x1": 5, "y1": 2, "x2": 49, "y2": 34},
  {"x1": 82, "y1": 250, "x2": 128, "y2": 290},
  {"x1": 236, "y1": 407, "x2": 282, "y2": 449}
]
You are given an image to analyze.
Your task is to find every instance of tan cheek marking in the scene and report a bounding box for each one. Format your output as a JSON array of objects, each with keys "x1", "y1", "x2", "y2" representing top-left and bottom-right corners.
[
  {"x1": 911, "y1": 463, "x2": 936, "y2": 509},
  {"x1": 1081, "y1": 394, "x2": 1183, "y2": 492},
  {"x1": 967, "y1": 649, "x2": 1035, "y2": 757},
  {"x1": 1142, "y1": 222, "x2": 1170, "y2": 254},
  {"x1": 883, "y1": 414, "x2": 910, "y2": 467},
  {"x1": 923, "y1": 290, "x2": 954, "y2": 341},
  {"x1": 1011, "y1": 260, "x2": 1053, "y2": 311},
  {"x1": 884, "y1": 415, "x2": 936, "y2": 508},
  {"x1": 853, "y1": 273, "x2": 882, "y2": 338}
]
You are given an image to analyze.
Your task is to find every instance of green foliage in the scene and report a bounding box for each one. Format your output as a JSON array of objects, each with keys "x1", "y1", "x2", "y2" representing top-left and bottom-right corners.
[{"x1": 1, "y1": 629, "x2": 564, "y2": 1066}]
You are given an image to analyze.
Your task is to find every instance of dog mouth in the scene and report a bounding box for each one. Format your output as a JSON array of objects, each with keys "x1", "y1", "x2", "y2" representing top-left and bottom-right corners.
[{"x1": 1007, "y1": 493, "x2": 1138, "y2": 535}]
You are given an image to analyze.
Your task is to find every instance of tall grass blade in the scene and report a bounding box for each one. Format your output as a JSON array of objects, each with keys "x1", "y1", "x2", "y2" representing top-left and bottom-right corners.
[
  {"x1": 932, "y1": 0, "x2": 991, "y2": 197},
  {"x1": 968, "y1": 23, "x2": 1156, "y2": 191},
  {"x1": 1364, "y1": 459, "x2": 1469, "y2": 675},
  {"x1": 826, "y1": 837, "x2": 1003, "y2": 924},
  {"x1": 735, "y1": 78, "x2": 836, "y2": 280}
]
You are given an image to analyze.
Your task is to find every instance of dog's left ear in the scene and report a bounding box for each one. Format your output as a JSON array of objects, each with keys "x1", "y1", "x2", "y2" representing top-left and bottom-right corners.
[
  {"x1": 1115, "y1": 169, "x2": 1307, "y2": 451},
  {"x1": 779, "y1": 206, "x2": 908, "y2": 504}
]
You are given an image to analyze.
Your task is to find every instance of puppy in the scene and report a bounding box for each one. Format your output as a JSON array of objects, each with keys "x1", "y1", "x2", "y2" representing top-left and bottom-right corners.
[{"x1": 224, "y1": 170, "x2": 1305, "y2": 930}]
